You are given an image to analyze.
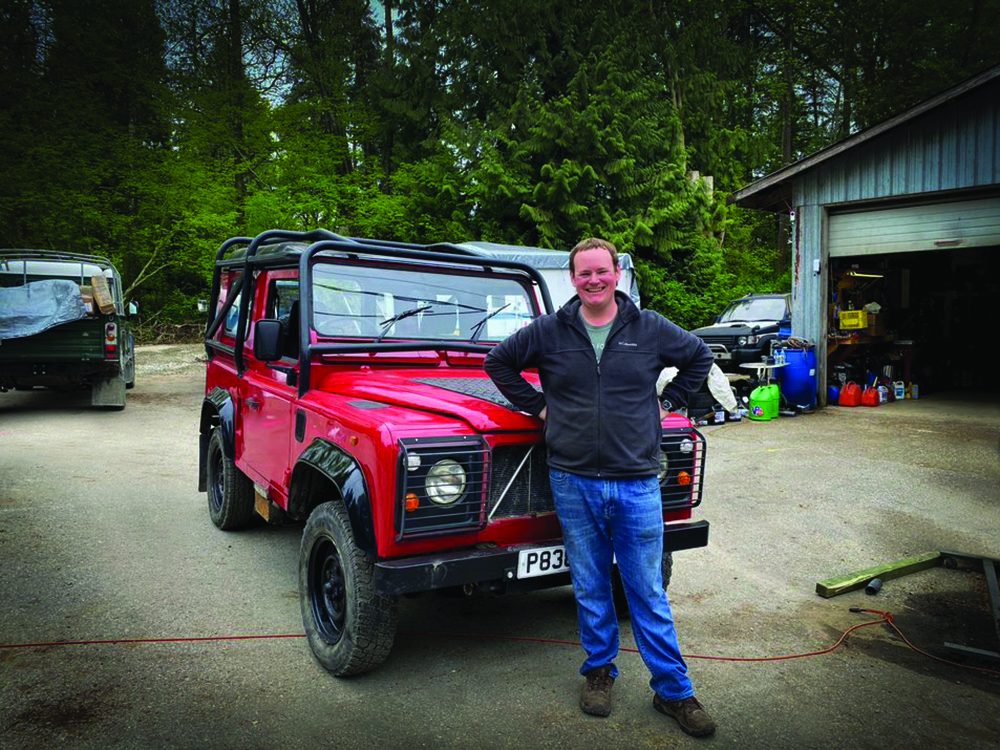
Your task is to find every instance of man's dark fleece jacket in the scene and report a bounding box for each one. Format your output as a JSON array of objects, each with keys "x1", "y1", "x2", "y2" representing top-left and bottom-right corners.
[{"x1": 485, "y1": 291, "x2": 713, "y2": 479}]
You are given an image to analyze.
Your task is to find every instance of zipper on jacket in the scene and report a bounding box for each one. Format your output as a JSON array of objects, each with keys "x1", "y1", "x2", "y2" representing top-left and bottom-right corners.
[
  {"x1": 595, "y1": 359, "x2": 602, "y2": 476},
  {"x1": 578, "y1": 311, "x2": 630, "y2": 478},
  {"x1": 569, "y1": 314, "x2": 603, "y2": 476},
  {"x1": 593, "y1": 313, "x2": 629, "y2": 477}
]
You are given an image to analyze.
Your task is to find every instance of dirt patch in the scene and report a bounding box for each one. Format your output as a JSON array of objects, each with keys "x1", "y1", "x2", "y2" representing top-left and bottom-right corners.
[{"x1": 6, "y1": 684, "x2": 125, "y2": 738}]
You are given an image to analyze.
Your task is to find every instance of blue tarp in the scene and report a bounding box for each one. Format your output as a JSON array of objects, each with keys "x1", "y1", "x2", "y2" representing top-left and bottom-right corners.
[{"x1": 0, "y1": 279, "x2": 88, "y2": 340}]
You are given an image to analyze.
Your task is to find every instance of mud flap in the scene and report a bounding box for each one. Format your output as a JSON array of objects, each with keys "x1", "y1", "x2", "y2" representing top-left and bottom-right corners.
[{"x1": 91, "y1": 373, "x2": 126, "y2": 408}]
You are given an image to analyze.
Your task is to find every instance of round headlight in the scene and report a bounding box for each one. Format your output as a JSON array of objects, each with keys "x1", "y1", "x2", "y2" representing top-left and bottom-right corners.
[
  {"x1": 679, "y1": 438, "x2": 694, "y2": 453},
  {"x1": 425, "y1": 459, "x2": 467, "y2": 505},
  {"x1": 658, "y1": 450, "x2": 670, "y2": 482},
  {"x1": 737, "y1": 335, "x2": 747, "y2": 346}
]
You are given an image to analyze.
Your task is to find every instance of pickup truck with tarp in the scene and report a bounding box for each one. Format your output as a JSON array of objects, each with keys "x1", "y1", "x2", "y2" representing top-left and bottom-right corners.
[{"x1": 0, "y1": 249, "x2": 136, "y2": 408}]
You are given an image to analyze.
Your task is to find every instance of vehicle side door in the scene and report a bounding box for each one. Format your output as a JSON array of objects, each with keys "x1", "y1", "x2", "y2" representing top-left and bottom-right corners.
[{"x1": 239, "y1": 270, "x2": 300, "y2": 501}]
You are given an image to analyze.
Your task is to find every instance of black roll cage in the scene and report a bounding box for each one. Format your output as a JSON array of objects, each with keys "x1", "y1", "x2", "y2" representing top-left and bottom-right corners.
[{"x1": 205, "y1": 229, "x2": 556, "y2": 398}]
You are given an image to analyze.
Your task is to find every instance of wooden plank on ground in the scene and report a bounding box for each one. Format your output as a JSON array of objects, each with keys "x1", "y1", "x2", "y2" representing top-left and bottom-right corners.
[{"x1": 815, "y1": 552, "x2": 942, "y2": 598}]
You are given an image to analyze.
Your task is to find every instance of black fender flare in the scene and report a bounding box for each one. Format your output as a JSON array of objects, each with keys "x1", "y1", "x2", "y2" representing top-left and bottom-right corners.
[
  {"x1": 198, "y1": 387, "x2": 236, "y2": 492},
  {"x1": 289, "y1": 439, "x2": 377, "y2": 555}
]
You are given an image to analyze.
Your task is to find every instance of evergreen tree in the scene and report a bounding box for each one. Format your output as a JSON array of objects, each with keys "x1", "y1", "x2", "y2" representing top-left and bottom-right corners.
[{"x1": 0, "y1": 0, "x2": 168, "y2": 252}]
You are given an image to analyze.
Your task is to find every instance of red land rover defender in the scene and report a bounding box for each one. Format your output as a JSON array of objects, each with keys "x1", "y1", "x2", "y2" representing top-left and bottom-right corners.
[{"x1": 199, "y1": 230, "x2": 708, "y2": 676}]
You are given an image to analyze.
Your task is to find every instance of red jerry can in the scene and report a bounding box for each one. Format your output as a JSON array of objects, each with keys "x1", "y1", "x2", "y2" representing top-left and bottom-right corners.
[
  {"x1": 839, "y1": 381, "x2": 862, "y2": 407},
  {"x1": 861, "y1": 386, "x2": 880, "y2": 407}
]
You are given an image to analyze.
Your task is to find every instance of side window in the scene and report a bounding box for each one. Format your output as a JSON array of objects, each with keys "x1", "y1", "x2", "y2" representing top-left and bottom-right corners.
[
  {"x1": 223, "y1": 296, "x2": 241, "y2": 337},
  {"x1": 267, "y1": 278, "x2": 301, "y2": 359},
  {"x1": 219, "y1": 272, "x2": 253, "y2": 340},
  {"x1": 267, "y1": 279, "x2": 300, "y2": 319}
]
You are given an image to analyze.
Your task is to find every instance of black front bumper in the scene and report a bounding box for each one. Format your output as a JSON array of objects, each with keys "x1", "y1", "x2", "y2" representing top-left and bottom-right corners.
[{"x1": 374, "y1": 520, "x2": 709, "y2": 597}]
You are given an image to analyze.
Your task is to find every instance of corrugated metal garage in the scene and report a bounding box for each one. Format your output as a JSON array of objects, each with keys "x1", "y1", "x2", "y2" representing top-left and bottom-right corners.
[{"x1": 732, "y1": 65, "x2": 1000, "y2": 405}]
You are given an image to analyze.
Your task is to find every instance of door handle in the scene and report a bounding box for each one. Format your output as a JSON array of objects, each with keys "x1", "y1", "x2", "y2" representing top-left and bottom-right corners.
[{"x1": 246, "y1": 397, "x2": 262, "y2": 409}]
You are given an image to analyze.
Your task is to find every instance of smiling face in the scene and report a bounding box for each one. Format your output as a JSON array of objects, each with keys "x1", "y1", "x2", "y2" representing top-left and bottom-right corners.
[{"x1": 570, "y1": 246, "x2": 621, "y2": 314}]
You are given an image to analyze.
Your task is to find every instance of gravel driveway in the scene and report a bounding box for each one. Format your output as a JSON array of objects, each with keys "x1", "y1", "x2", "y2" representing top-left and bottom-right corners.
[
  {"x1": 1, "y1": 346, "x2": 998, "y2": 749},
  {"x1": 133, "y1": 343, "x2": 207, "y2": 377}
]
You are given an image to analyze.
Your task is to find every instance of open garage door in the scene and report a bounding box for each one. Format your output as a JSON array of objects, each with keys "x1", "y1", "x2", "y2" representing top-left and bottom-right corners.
[
  {"x1": 827, "y1": 196, "x2": 1000, "y2": 397},
  {"x1": 829, "y1": 196, "x2": 1000, "y2": 257}
]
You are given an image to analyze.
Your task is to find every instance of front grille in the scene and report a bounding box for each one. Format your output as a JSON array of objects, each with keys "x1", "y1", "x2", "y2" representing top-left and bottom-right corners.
[
  {"x1": 487, "y1": 427, "x2": 706, "y2": 519},
  {"x1": 487, "y1": 445, "x2": 555, "y2": 518},
  {"x1": 396, "y1": 429, "x2": 706, "y2": 536},
  {"x1": 659, "y1": 428, "x2": 706, "y2": 509},
  {"x1": 698, "y1": 334, "x2": 736, "y2": 347}
]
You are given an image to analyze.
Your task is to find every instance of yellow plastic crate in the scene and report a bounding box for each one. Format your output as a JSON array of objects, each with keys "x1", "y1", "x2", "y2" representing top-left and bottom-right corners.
[{"x1": 839, "y1": 310, "x2": 868, "y2": 329}]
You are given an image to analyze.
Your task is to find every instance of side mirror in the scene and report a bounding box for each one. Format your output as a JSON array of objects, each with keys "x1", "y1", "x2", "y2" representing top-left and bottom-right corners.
[
  {"x1": 128, "y1": 301, "x2": 138, "y2": 317},
  {"x1": 253, "y1": 319, "x2": 283, "y2": 362}
]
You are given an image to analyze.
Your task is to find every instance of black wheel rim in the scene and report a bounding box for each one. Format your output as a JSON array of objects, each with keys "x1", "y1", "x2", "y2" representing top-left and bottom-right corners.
[
  {"x1": 309, "y1": 536, "x2": 346, "y2": 644},
  {"x1": 209, "y1": 444, "x2": 224, "y2": 515}
]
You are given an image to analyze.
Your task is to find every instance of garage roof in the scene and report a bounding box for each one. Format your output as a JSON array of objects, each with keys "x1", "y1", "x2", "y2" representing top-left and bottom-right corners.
[{"x1": 731, "y1": 64, "x2": 1000, "y2": 212}]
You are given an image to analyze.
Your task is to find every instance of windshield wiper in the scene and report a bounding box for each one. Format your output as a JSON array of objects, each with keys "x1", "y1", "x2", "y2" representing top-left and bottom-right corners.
[
  {"x1": 375, "y1": 304, "x2": 432, "y2": 342},
  {"x1": 469, "y1": 303, "x2": 511, "y2": 343}
]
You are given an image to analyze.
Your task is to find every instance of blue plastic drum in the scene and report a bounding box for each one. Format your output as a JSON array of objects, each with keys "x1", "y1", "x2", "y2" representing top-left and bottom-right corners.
[{"x1": 777, "y1": 348, "x2": 817, "y2": 409}]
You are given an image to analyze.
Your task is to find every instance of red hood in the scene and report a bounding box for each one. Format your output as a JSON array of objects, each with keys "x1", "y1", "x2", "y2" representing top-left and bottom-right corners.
[{"x1": 316, "y1": 365, "x2": 696, "y2": 434}]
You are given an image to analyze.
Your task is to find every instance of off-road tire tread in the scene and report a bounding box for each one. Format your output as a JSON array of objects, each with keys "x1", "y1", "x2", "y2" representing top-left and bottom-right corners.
[
  {"x1": 300, "y1": 500, "x2": 396, "y2": 676},
  {"x1": 207, "y1": 428, "x2": 255, "y2": 530}
]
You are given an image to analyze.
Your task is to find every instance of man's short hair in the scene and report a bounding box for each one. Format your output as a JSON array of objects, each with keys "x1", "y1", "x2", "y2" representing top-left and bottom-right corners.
[{"x1": 569, "y1": 238, "x2": 619, "y2": 275}]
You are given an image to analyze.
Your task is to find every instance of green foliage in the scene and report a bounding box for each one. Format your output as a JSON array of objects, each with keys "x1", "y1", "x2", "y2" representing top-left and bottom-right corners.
[{"x1": 4, "y1": 0, "x2": 996, "y2": 338}]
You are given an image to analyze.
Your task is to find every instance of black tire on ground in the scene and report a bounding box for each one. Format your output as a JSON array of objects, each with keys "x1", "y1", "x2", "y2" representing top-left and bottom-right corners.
[
  {"x1": 124, "y1": 337, "x2": 136, "y2": 389},
  {"x1": 300, "y1": 500, "x2": 397, "y2": 676},
  {"x1": 612, "y1": 551, "x2": 674, "y2": 618},
  {"x1": 206, "y1": 428, "x2": 255, "y2": 529}
]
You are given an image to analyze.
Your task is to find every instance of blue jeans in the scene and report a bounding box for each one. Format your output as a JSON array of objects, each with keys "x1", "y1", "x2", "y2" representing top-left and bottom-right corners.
[{"x1": 549, "y1": 468, "x2": 694, "y2": 701}]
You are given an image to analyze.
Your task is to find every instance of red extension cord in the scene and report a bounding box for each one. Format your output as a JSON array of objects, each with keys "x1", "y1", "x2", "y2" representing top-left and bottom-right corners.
[{"x1": 1, "y1": 607, "x2": 998, "y2": 678}]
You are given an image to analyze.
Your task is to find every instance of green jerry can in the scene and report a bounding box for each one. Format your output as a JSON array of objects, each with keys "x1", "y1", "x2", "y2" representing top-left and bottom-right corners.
[{"x1": 749, "y1": 383, "x2": 780, "y2": 421}]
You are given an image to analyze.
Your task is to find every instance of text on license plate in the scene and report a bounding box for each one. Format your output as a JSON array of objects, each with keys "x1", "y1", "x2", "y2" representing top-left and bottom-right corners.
[{"x1": 517, "y1": 545, "x2": 571, "y2": 578}]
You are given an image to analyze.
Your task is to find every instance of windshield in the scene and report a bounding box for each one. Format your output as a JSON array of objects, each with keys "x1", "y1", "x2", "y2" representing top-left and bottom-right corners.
[
  {"x1": 311, "y1": 262, "x2": 537, "y2": 341},
  {"x1": 718, "y1": 297, "x2": 788, "y2": 323}
]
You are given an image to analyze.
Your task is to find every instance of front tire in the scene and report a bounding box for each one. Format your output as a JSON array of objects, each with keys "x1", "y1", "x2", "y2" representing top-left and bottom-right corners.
[
  {"x1": 206, "y1": 428, "x2": 255, "y2": 529},
  {"x1": 300, "y1": 501, "x2": 397, "y2": 676}
]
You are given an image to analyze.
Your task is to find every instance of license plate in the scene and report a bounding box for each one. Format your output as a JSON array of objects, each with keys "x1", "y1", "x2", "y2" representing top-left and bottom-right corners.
[
  {"x1": 517, "y1": 545, "x2": 571, "y2": 578},
  {"x1": 714, "y1": 351, "x2": 732, "y2": 360}
]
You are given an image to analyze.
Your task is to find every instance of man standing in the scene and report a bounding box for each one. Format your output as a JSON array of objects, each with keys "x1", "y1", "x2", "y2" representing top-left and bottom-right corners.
[{"x1": 484, "y1": 238, "x2": 716, "y2": 737}]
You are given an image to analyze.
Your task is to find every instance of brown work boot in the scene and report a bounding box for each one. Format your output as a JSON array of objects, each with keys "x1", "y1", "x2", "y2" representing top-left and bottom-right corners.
[
  {"x1": 579, "y1": 666, "x2": 615, "y2": 717},
  {"x1": 653, "y1": 694, "x2": 716, "y2": 737}
]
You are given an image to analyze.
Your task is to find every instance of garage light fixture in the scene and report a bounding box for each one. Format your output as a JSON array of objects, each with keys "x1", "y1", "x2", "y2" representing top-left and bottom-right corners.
[{"x1": 847, "y1": 271, "x2": 883, "y2": 278}]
